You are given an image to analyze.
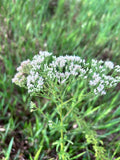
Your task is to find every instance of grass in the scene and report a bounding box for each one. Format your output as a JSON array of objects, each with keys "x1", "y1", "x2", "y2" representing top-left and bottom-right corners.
[{"x1": 0, "y1": 0, "x2": 120, "y2": 159}]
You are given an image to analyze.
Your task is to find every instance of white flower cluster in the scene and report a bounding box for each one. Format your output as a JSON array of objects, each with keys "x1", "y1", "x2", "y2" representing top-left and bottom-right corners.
[
  {"x1": 104, "y1": 61, "x2": 114, "y2": 69},
  {"x1": 88, "y1": 59, "x2": 119, "y2": 95},
  {"x1": 27, "y1": 71, "x2": 44, "y2": 93},
  {"x1": 47, "y1": 55, "x2": 87, "y2": 84},
  {"x1": 31, "y1": 51, "x2": 52, "y2": 70},
  {"x1": 16, "y1": 59, "x2": 31, "y2": 72},
  {"x1": 115, "y1": 65, "x2": 120, "y2": 73},
  {"x1": 12, "y1": 51, "x2": 120, "y2": 96},
  {"x1": 12, "y1": 72, "x2": 26, "y2": 87},
  {"x1": 12, "y1": 59, "x2": 31, "y2": 87}
]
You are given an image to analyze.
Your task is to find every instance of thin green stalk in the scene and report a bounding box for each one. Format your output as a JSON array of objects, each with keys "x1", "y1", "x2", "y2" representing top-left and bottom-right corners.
[{"x1": 60, "y1": 106, "x2": 64, "y2": 160}]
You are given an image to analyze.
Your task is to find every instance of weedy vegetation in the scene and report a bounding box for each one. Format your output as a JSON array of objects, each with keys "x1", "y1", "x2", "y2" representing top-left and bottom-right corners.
[{"x1": 0, "y1": 0, "x2": 120, "y2": 160}]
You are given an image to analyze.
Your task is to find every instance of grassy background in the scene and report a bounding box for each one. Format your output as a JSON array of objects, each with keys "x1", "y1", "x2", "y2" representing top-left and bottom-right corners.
[{"x1": 0, "y1": 0, "x2": 120, "y2": 159}]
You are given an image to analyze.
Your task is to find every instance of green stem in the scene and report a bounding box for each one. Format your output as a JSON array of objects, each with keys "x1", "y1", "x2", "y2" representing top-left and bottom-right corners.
[{"x1": 60, "y1": 105, "x2": 64, "y2": 160}]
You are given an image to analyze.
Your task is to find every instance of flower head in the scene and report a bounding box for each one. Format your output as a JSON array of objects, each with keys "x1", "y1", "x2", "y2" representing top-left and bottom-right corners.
[{"x1": 12, "y1": 51, "x2": 120, "y2": 96}]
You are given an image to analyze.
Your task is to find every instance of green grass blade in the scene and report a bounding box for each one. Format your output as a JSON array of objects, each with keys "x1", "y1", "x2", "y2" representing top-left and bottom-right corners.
[
  {"x1": 5, "y1": 137, "x2": 14, "y2": 160},
  {"x1": 71, "y1": 152, "x2": 86, "y2": 160},
  {"x1": 34, "y1": 140, "x2": 44, "y2": 160}
]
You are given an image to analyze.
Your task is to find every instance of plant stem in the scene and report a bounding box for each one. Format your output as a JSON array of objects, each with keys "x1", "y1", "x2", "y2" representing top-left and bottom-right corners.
[{"x1": 60, "y1": 105, "x2": 64, "y2": 160}]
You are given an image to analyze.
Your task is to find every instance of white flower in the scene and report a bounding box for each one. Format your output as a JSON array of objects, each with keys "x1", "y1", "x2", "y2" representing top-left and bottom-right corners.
[
  {"x1": 27, "y1": 71, "x2": 44, "y2": 93},
  {"x1": 115, "y1": 65, "x2": 120, "y2": 72},
  {"x1": 12, "y1": 72, "x2": 25, "y2": 86},
  {"x1": 39, "y1": 51, "x2": 52, "y2": 57},
  {"x1": 97, "y1": 84, "x2": 104, "y2": 92},
  {"x1": 105, "y1": 61, "x2": 114, "y2": 69},
  {"x1": 16, "y1": 59, "x2": 31, "y2": 72},
  {"x1": 89, "y1": 73, "x2": 101, "y2": 86},
  {"x1": 12, "y1": 51, "x2": 120, "y2": 96}
]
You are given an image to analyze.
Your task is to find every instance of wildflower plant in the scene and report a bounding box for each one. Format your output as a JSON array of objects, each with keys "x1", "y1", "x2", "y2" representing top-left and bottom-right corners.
[{"x1": 12, "y1": 51, "x2": 120, "y2": 159}]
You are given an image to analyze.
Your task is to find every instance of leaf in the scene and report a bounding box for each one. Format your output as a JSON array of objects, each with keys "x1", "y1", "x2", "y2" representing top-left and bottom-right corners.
[
  {"x1": 34, "y1": 140, "x2": 44, "y2": 160},
  {"x1": 5, "y1": 137, "x2": 14, "y2": 160},
  {"x1": 71, "y1": 152, "x2": 86, "y2": 160}
]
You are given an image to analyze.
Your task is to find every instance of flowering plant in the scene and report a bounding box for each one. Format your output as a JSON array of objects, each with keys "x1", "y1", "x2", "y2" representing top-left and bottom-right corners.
[
  {"x1": 12, "y1": 51, "x2": 120, "y2": 159},
  {"x1": 12, "y1": 51, "x2": 120, "y2": 96}
]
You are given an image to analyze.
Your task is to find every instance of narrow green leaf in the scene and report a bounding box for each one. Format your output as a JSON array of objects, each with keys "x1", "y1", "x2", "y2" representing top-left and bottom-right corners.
[
  {"x1": 34, "y1": 140, "x2": 43, "y2": 160},
  {"x1": 5, "y1": 137, "x2": 14, "y2": 160},
  {"x1": 71, "y1": 152, "x2": 86, "y2": 160}
]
